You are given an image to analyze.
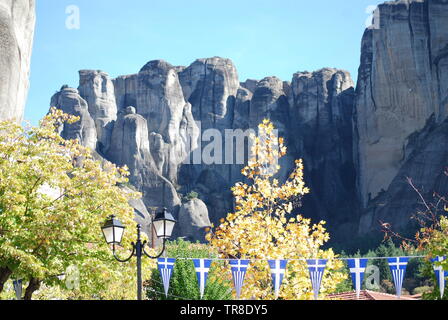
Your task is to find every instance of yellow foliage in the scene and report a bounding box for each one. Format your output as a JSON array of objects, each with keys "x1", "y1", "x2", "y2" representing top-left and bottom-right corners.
[{"x1": 207, "y1": 120, "x2": 345, "y2": 300}]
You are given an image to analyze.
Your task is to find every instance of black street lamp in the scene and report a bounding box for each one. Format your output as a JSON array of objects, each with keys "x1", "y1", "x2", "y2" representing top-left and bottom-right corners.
[{"x1": 101, "y1": 208, "x2": 176, "y2": 300}]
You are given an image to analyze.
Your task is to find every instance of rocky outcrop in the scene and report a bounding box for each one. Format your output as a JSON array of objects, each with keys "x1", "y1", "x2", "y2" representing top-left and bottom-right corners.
[
  {"x1": 177, "y1": 198, "x2": 211, "y2": 242},
  {"x1": 106, "y1": 106, "x2": 181, "y2": 210},
  {"x1": 78, "y1": 70, "x2": 117, "y2": 154},
  {"x1": 51, "y1": 58, "x2": 357, "y2": 243},
  {"x1": 289, "y1": 69, "x2": 358, "y2": 239},
  {"x1": 178, "y1": 57, "x2": 240, "y2": 129},
  {"x1": 113, "y1": 74, "x2": 138, "y2": 110},
  {"x1": 0, "y1": 0, "x2": 35, "y2": 121},
  {"x1": 107, "y1": 106, "x2": 151, "y2": 173},
  {"x1": 359, "y1": 117, "x2": 448, "y2": 233},
  {"x1": 48, "y1": 0, "x2": 448, "y2": 244},
  {"x1": 355, "y1": 0, "x2": 448, "y2": 234},
  {"x1": 355, "y1": 0, "x2": 448, "y2": 205},
  {"x1": 136, "y1": 60, "x2": 200, "y2": 183}
]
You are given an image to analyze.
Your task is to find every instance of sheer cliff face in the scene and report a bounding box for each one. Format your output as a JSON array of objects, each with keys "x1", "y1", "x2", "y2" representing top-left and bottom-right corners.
[
  {"x1": 51, "y1": 58, "x2": 357, "y2": 242},
  {"x1": 0, "y1": 0, "x2": 35, "y2": 122},
  {"x1": 355, "y1": 0, "x2": 448, "y2": 233}
]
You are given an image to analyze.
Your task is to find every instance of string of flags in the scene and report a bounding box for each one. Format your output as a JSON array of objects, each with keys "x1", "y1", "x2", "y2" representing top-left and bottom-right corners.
[{"x1": 156, "y1": 256, "x2": 447, "y2": 300}]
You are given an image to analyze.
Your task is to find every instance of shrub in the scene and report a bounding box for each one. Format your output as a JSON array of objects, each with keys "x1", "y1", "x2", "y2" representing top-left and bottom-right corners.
[{"x1": 183, "y1": 191, "x2": 199, "y2": 202}]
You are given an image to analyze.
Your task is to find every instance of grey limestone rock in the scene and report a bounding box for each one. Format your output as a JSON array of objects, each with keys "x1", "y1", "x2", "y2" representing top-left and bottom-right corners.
[
  {"x1": 0, "y1": 0, "x2": 35, "y2": 121},
  {"x1": 78, "y1": 70, "x2": 118, "y2": 154},
  {"x1": 355, "y1": 0, "x2": 448, "y2": 234},
  {"x1": 49, "y1": 0, "x2": 448, "y2": 243},
  {"x1": 355, "y1": 0, "x2": 448, "y2": 207}
]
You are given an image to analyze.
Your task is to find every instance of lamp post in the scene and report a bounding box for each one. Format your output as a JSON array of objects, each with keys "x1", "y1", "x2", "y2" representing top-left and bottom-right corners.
[{"x1": 101, "y1": 208, "x2": 176, "y2": 300}]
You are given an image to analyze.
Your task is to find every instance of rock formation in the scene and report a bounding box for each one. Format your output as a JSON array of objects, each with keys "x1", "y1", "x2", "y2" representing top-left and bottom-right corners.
[
  {"x1": 78, "y1": 70, "x2": 117, "y2": 153},
  {"x1": 51, "y1": 57, "x2": 357, "y2": 243},
  {"x1": 0, "y1": 0, "x2": 35, "y2": 122},
  {"x1": 355, "y1": 0, "x2": 448, "y2": 234},
  {"x1": 48, "y1": 0, "x2": 448, "y2": 244}
]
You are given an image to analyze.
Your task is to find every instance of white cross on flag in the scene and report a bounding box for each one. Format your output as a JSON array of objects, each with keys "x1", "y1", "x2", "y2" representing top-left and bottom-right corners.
[
  {"x1": 229, "y1": 259, "x2": 250, "y2": 299},
  {"x1": 193, "y1": 259, "x2": 212, "y2": 299},
  {"x1": 157, "y1": 258, "x2": 176, "y2": 298},
  {"x1": 431, "y1": 256, "x2": 447, "y2": 298},
  {"x1": 268, "y1": 260, "x2": 288, "y2": 299},
  {"x1": 387, "y1": 257, "x2": 410, "y2": 297},
  {"x1": 347, "y1": 258, "x2": 368, "y2": 299},
  {"x1": 307, "y1": 259, "x2": 327, "y2": 300}
]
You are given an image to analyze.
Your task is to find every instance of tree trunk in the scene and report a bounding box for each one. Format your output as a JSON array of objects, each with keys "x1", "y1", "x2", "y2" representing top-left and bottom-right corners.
[
  {"x1": 23, "y1": 278, "x2": 41, "y2": 300},
  {"x1": 0, "y1": 267, "x2": 12, "y2": 293}
]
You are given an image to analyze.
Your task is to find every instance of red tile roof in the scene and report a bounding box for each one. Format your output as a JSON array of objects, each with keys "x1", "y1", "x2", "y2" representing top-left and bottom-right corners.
[{"x1": 328, "y1": 290, "x2": 420, "y2": 300}]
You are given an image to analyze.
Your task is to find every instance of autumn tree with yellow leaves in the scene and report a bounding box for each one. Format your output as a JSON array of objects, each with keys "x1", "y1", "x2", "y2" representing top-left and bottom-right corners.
[
  {"x1": 206, "y1": 119, "x2": 346, "y2": 300},
  {"x1": 0, "y1": 108, "x2": 154, "y2": 300}
]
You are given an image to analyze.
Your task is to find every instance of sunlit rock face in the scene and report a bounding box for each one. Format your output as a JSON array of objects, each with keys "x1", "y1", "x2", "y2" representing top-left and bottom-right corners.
[
  {"x1": 78, "y1": 70, "x2": 118, "y2": 154},
  {"x1": 0, "y1": 0, "x2": 35, "y2": 122},
  {"x1": 176, "y1": 198, "x2": 211, "y2": 242},
  {"x1": 51, "y1": 57, "x2": 357, "y2": 243}
]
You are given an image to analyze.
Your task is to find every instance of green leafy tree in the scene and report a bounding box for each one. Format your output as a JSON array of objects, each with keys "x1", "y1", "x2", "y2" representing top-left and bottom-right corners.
[
  {"x1": 0, "y1": 108, "x2": 150, "y2": 300},
  {"x1": 145, "y1": 239, "x2": 232, "y2": 300}
]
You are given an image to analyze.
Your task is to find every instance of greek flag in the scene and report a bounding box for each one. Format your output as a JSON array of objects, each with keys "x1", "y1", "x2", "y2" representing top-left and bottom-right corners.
[
  {"x1": 387, "y1": 257, "x2": 410, "y2": 297},
  {"x1": 347, "y1": 258, "x2": 368, "y2": 299},
  {"x1": 431, "y1": 256, "x2": 447, "y2": 298},
  {"x1": 268, "y1": 260, "x2": 288, "y2": 299},
  {"x1": 157, "y1": 258, "x2": 176, "y2": 298},
  {"x1": 193, "y1": 259, "x2": 212, "y2": 299},
  {"x1": 307, "y1": 259, "x2": 327, "y2": 300},
  {"x1": 229, "y1": 259, "x2": 250, "y2": 299}
]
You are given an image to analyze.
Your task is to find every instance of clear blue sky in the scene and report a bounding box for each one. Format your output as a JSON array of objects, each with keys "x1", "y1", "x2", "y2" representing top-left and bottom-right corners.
[{"x1": 25, "y1": 0, "x2": 384, "y2": 124}]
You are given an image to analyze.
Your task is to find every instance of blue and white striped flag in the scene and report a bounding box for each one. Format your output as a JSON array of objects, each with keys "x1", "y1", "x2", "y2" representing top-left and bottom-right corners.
[
  {"x1": 268, "y1": 260, "x2": 288, "y2": 299},
  {"x1": 431, "y1": 256, "x2": 447, "y2": 298},
  {"x1": 157, "y1": 258, "x2": 176, "y2": 298},
  {"x1": 347, "y1": 258, "x2": 368, "y2": 299},
  {"x1": 193, "y1": 259, "x2": 212, "y2": 299},
  {"x1": 229, "y1": 259, "x2": 250, "y2": 299},
  {"x1": 307, "y1": 259, "x2": 327, "y2": 300},
  {"x1": 388, "y1": 257, "x2": 410, "y2": 297}
]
